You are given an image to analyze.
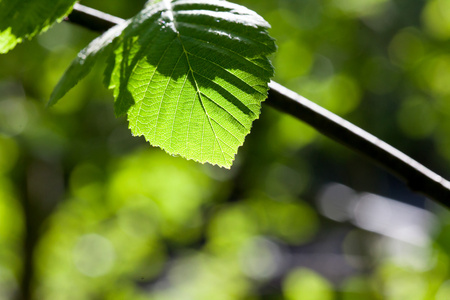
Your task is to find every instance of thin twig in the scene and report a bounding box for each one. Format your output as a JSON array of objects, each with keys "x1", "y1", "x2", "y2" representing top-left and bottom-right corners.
[
  {"x1": 67, "y1": 3, "x2": 450, "y2": 206},
  {"x1": 67, "y1": 3, "x2": 124, "y2": 32},
  {"x1": 268, "y1": 82, "x2": 450, "y2": 203}
]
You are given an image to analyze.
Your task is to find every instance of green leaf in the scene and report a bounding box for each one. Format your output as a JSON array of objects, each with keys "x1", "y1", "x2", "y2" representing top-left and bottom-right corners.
[
  {"x1": 48, "y1": 21, "x2": 129, "y2": 107},
  {"x1": 0, "y1": 0, "x2": 77, "y2": 54},
  {"x1": 107, "y1": 0, "x2": 276, "y2": 168}
]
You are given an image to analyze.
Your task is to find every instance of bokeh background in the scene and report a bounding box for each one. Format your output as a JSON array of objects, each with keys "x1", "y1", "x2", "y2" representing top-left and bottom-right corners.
[{"x1": 1, "y1": 0, "x2": 450, "y2": 299}]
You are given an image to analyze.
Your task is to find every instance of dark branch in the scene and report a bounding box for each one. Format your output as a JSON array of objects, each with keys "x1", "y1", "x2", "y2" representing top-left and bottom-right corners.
[
  {"x1": 268, "y1": 82, "x2": 450, "y2": 203},
  {"x1": 67, "y1": 4, "x2": 123, "y2": 32},
  {"x1": 67, "y1": 4, "x2": 450, "y2": 207}
]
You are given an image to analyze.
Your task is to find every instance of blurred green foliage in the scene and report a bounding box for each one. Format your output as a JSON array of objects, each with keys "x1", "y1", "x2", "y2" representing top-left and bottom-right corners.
[{"x1": 0, "y1": 0, "x2": 450, "y2": 299}]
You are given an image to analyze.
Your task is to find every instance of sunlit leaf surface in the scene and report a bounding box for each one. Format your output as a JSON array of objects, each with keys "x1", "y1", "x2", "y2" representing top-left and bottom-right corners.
[{"x1": 108, "y1": 0, "x2": 276, "y2": 167}]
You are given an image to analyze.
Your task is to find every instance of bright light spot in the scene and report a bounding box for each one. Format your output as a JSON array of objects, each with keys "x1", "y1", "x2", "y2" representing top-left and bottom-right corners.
[
  {"x1": 275, "y1": 39, "x2": 313, "y2": 80},
  {"x1": 422, "y1": 55, "x2": 450, "y2": 96},
  {"x1": 73, "y1": 234, "x2": 115, "y2": 277},
  {"x1": 388, "y1": 28, "x2": 425, "y2": 67},
  {"x1": 275, "y1": 114, "x2": 317, "y2": 150},
  {"x1": 422, "y1": 0, "x2": 450, "y2": 40},
  {"x1": 0, "y1": 97, "x2": 28, "y2": 136},
  {"x1": 37, "y1": 23, "x2": 72, "y2": 51},
  {"x1": 382, "y1": 269, "x2": 428, "y2": 300},
  {"x1": 353, "y1": 194, "x2": 436, "y2": 246},
  {"x1": 378, "y1": 237, "x2": 433, "y2": 271},
  {"x1": 283, "y1": 268, "x2": 334, "y2": 300},
  {"x1": 317, "y1": 183, "x2": 356, "y2": 222},
  {"x1": 117, "y1": 197, "x2": 160, "y2": 237},
  {"x1": 332, "y1": 0, "x2": 389, "y2": 17},
  {"x1": 295, "y1": 74, "x2": 361, "y2": 115},
  {"x1": 239, "y1": 237, "x2": 282, "y2": 280}
]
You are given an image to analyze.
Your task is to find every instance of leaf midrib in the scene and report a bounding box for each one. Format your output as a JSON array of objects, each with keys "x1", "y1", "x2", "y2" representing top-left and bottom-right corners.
[{"x1": 163, "y1": 0, "x2": 228, "y2": 164}]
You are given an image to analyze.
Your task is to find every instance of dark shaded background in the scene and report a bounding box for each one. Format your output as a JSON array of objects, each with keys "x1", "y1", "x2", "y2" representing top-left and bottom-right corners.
[{"x1": 0, "y1": 0, "x2": 450, "y2": 299}]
